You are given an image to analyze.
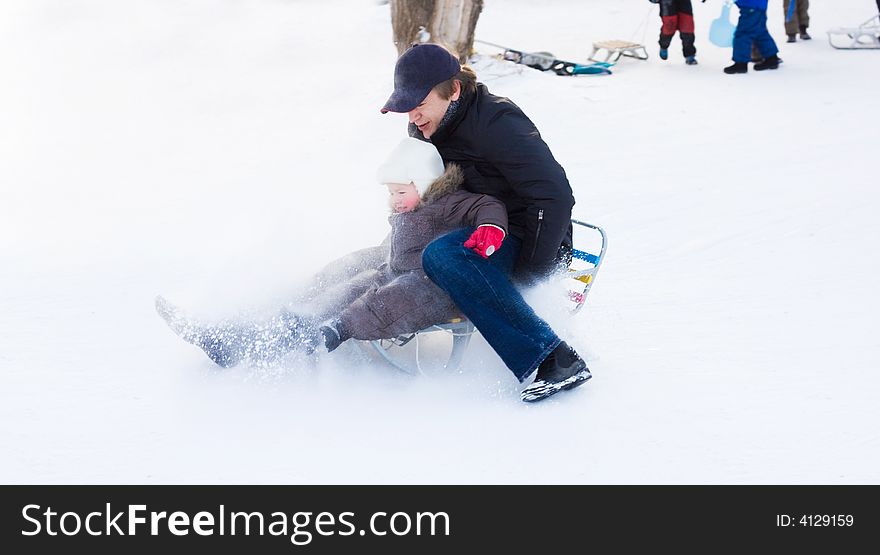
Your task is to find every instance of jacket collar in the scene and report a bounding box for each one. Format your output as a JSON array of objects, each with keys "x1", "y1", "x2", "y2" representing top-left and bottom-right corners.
[{"x1": 429, "y1": 85, "x2": 475, "y2": 143}]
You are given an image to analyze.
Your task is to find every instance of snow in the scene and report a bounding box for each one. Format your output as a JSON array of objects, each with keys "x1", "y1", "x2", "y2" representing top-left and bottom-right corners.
[{"x1": 2, "y1": 0, "x2": 879, "y2": 484}]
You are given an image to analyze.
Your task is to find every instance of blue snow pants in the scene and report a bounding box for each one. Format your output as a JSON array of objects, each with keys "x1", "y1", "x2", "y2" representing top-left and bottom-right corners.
[{"x1": 732, "y1": 7, "x2": 778, "y2": 62}]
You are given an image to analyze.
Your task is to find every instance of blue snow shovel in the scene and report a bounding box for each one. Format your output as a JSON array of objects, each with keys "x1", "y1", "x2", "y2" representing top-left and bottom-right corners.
[{"x1": 709, "y1": 0, "x2": 736, "y2": 47}]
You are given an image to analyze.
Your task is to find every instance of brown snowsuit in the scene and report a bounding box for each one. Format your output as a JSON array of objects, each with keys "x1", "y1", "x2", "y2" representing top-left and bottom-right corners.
[
  {"x1": 167, "y1": 165, "x2": 507, "y2": 368},
  {"x1": 318, "y1": 164, "x2": 507, "y2": 340}
]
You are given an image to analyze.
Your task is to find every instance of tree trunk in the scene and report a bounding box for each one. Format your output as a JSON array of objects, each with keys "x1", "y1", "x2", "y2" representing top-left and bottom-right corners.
[
  {"x1": 428, "y1": 0, "x2": 483, "y2": 63},
  {"x1": 389, "y1": 0, "x2": 483, "y2": 63},
  {"x1": 390, "y1": 0, "x2": 436, "y2": 56}
]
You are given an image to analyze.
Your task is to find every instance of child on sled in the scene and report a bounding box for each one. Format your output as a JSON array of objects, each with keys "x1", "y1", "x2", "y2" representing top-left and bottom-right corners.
[{"x1": 157, "y1": 138, "x2": 507, "y2": 367}]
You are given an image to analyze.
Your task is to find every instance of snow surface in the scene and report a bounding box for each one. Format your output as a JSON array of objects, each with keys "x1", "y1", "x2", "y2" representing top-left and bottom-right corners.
[{"x1": 2, "y1": 0, "x2": 879, "y2": 484}]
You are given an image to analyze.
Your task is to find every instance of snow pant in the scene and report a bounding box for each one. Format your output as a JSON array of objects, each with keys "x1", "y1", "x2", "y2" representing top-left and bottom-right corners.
[
  {"x1": 203, "y1": 265, "x2": 458, "y2": 364},
  {"x1": 733, "y1": 7, "x2": 779, "y2": 62},
  {"x1": 195, "y1": 309, "x2": 318, "y2": 367},
  {"x1": 291, "y1": 243, "x2": 389, "y2": 308},
  {"x1": 297, "y1": 263, "x2": 459, "y2": 341},
  {"x1": 783, "y1": 0, "x2": 809, "y2": 35},
  {"x1": 659, "y1": 0, "x2": 696, "y2": 58},
  {"x1": 422, "y1": 228, "x2": 561, "y2": 382},
  {"x1": 336, "y1": 270, "x2": 458, "y2": 341}
]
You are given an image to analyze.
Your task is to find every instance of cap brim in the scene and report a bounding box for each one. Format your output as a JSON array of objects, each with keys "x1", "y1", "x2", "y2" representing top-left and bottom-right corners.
[{"x1": 380, "y1": 87, "x2": 431, "y2": 114}]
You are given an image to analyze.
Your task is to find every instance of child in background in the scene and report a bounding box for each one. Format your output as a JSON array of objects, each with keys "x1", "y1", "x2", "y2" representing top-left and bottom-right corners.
[
  {"x1": 651, "y1": 0, "x2": 705, "y2": 65},
  {"x1": 725, "y1": 0, "x2": 781, "y2": 74},
  {"x1": 157, "y1": 138, "x2": 507, "y2": 366}
]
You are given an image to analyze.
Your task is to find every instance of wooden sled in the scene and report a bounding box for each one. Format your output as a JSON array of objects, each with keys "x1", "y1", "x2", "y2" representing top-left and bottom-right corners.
[{"x1": 589, "y1": 40, "x2": 649, "y2": 62}]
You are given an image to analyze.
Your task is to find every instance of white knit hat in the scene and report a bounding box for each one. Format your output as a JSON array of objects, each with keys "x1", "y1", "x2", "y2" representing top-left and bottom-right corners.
[{"x1": 376, "y1": 137, "x2": 445, "y2": 197}]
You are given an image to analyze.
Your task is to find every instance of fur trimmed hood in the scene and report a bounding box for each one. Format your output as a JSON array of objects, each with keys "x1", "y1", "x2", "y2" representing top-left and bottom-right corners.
[{"x1": 419, "y1": 163, "x2": 464, "y2": 206}]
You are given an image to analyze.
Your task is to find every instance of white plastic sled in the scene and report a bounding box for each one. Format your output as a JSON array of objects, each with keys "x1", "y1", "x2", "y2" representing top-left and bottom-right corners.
[
  {"x1": 362, "y1": 219, "x2": 608, "y2": 375},
  {"x1": 827, "y1": 15, "x2": 880, "y2": 50}
]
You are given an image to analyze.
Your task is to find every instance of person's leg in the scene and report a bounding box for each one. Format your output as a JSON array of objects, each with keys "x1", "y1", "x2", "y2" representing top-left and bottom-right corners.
[
  {"x1": 658, "y1": 0, "x2": 679, "y2": 58},
  {"x1": 422, "y1": 228, "x2": 560, "y2": 382},
  {"x1": 732, "y1": 9, "x2": 760, "y2": 62},
  {"x1": 754, "y1": 9, "x2": 780, "y2": 59},
  {"x1": 783, "y1": 0, "x2": 798, "y2": 38},
  {"x1": 238, "y1": 310, "x2": 321, "y2": 364},
  {"x1": 156, "y1": 296, "x2": 318, "y2": 367},
  {"x1": 338, "y1": 274, "x2": 457, "y2": 341},
  {"x1": 292, "y1": 244, "x2": 389, "y2": 306},
  {"x1": 798, "y1": 0, "x2": 811, "y2": 38},
  {"x1": 677, "y1": 0, "x2": 697, "y2": 58},
  {"x1": 296, "y1": 268, "x2": 382, "y2": 322},
  {"x1": 798, "y1": 0, "x2": 809, "y2": 28}
]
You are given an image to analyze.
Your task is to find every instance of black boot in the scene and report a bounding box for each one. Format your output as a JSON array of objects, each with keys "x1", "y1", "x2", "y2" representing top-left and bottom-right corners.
[
  {"x1": 723, "y1": 61, "x2": 748, "y2": 74},
  {"x1": 754, "y1": 54, "x2": 780, "y2": 71},
  {"x1": 786, "y1": 34, "x2": 797, "y2": 43},
  {"x1": 799, "y1": 25, "x2": 811, "y2": 40},
  {"x1": 319, "y1": 320, "x2": 349, "y2": 353},
  {"x1": 521, "y1": 341, "x2": 592, "y2": 403}
]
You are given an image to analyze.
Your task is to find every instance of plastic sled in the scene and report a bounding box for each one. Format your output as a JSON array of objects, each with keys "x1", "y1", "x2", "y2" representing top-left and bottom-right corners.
[
  {"x1": 827, "y1": 15, "x2": 880, "y2": 49},
  {"x1": 474, "y1": 40, "x2": 615, "y2": 76},
  {"x1": 362, "y1": 220, "x2": 608, "y2": 376}
]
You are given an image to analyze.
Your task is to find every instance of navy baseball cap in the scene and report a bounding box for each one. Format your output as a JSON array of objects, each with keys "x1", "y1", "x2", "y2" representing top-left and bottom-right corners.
[{"x1": 381, "y1": 43, "x2": 461, "y2": 114}]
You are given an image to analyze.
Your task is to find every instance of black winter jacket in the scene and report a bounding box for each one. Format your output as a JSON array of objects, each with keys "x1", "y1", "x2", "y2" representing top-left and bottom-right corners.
[{"x1": 413, "y1": 83, "x2": 575, "y2": 280}]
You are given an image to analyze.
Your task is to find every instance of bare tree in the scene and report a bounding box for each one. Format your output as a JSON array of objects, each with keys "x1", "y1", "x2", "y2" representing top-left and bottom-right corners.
[{"x1": 390, "y1": 0, "x2": 484, "y2": 63}]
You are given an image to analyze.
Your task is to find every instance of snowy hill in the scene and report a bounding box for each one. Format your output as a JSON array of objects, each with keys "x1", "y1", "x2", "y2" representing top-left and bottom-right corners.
[{"x1": 2, "y1": 0, "x2": 879, "y2": 484}]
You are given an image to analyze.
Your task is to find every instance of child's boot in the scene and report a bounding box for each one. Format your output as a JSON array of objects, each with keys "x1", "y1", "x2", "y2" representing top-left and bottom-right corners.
[
  {"x1": 754, "y1": 54, "x2": 780, "y2": 71},
  {"x1": 723, "y1": 61, "x2": 748, "y2": 74},
  {"x1": 319, "y1": 320, "x2": 349, "y2": 353}
]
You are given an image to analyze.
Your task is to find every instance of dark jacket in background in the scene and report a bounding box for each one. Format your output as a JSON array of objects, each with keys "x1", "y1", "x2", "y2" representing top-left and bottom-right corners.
[{"x1": 415, "y1": 83, "x2": 576, "y2": 281}]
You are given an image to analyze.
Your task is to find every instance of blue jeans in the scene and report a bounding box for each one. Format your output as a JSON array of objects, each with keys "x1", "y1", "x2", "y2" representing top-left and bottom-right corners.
[
  {"x1": 422, "y1": 228, "x2": 561, "y2": 382},
  {"x1": 733, "y1": 8, "x2": 778, "y2": 62}
]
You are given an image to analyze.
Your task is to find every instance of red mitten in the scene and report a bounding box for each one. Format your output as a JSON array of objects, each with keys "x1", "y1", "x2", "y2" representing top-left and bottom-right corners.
[{"x1": 463, "y1": 225, "x2": 505, "y2": 258}]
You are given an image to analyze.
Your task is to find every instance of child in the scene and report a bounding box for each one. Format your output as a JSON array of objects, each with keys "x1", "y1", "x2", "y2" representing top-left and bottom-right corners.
[
  {"x1": 156, "y1": 138, "x2": 508, "y2": 367},
  {"x1": 725, "y1": 0, "x2": 781, "y2": 74},
  {"x1": 652, "y1": 0, "x2": 704, "y2": 65}
]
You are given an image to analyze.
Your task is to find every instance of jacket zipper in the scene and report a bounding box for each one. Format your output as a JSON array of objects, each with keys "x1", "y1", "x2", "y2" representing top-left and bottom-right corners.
[{"x1": 529, "y1": 209, "x2": 544, "y2": 262}]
